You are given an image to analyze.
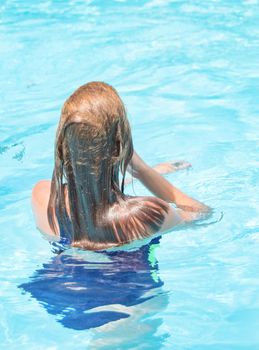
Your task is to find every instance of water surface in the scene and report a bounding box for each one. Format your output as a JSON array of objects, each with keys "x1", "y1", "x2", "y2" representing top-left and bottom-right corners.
[{"x1": 0, "y1": 0, "x2": 259, "y2": 349}]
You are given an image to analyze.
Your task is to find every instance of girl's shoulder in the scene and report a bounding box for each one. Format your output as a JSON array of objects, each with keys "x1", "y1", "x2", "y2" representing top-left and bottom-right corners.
[
  {"x1": 31, "y1": 180, "x2": 54, "y2": 236},
  {"x1": 127, "y1": 196, "x2": 183, "y2": 233},
  {"x1": 32, "y1": 180, "x2": 51, "y2": 212},
  {"x1": 106, "y1": 195, "x2": 182, "y2": 241}
]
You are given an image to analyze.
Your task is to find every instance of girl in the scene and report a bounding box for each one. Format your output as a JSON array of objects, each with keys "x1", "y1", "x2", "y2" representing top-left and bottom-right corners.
[{"x1": 32, "y1": 82, "x2": 209, "y2": 250}]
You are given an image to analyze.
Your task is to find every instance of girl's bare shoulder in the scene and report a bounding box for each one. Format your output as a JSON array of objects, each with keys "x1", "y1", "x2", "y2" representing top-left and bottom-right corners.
[
  {"x1": 32, "y1": 180, "x2": 51, "y2": 205},
  {"x1": 131, "y1": 196, "x2": 184, "y2": 233},
  {"x1": 31, "y1": 180, "x2": 53, "y2": 235}
]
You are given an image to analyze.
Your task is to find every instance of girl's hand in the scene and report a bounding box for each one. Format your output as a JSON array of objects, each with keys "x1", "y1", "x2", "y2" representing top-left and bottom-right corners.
[
  {"x1": 126, "y1": 153, "x2": 192, "y2": 186},
  {"x1": 128, "y1": 152, "x2": 192, "y2": 179},
  {"x1": 126, "y1": 152, "x2": 208, "y2": 217},
  {"x1": 153, "y1": 160, "x2": 192, "y2": 175}
]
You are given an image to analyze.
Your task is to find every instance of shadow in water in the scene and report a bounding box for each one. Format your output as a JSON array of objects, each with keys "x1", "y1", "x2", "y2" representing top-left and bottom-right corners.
[{"x1": 19, "y1": 236, "x2": 168, "y2": 333}]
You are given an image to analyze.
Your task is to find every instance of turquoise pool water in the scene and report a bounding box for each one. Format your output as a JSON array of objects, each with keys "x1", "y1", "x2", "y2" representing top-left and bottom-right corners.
[{"x1": 1, "y1": 0, "x2": 259, "y2": 349}]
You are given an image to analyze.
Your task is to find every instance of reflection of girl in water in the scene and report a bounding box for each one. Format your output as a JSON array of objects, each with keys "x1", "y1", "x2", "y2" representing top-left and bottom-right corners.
[{"x1": 19, "y1": 237, "x2": 167, "y2": 331}]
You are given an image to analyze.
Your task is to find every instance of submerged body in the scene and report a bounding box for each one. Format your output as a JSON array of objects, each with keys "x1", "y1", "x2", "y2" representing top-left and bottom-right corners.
[{"x1": 32, "y1": 82, "x2": 209, "y2": 250}]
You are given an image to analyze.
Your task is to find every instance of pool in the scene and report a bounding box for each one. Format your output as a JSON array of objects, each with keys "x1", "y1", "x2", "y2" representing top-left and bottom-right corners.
[{"x1": 1, "y1": 0, "x2": 259, "y2": 349}]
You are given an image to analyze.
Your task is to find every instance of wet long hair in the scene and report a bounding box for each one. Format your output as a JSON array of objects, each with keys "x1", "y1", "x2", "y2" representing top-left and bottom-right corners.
[{"x1": 47, "y1": 82, "x2": 168, "y2": 250}]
